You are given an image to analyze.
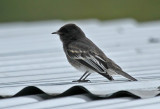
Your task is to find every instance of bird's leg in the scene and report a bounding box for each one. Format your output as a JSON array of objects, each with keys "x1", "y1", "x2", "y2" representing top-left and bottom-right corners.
[
  {"x1": 72, "y1": 71, "x2": 91, "y2": 82},
  {"x1": 79, "y1": 71, "x2": 88, "y2": 80},
  {"x1": 82, "y1": 73, "x2": 91, "y2": 81}
]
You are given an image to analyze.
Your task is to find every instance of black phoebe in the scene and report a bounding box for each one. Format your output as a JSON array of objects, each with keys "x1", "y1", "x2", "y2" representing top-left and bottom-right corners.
[{"x1": 52, "y1": 23, "x2": 137, "y2": 82}]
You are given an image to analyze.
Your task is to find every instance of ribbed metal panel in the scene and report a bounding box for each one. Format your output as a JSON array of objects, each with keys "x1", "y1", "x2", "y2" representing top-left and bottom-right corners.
[{"x1": 0, "y1": 19, "x2": 160, "y2": 109}]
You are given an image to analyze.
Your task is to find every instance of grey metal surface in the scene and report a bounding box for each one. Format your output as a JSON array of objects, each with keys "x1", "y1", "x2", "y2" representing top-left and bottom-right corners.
[{"x1": 0, "y1": 19, "x2": 160, "y2": 108}]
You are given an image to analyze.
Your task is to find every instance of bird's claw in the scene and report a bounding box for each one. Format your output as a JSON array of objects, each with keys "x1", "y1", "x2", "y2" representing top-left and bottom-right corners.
[{"x1": 72, "y1": 79, "x2": 91, "y2": 82}]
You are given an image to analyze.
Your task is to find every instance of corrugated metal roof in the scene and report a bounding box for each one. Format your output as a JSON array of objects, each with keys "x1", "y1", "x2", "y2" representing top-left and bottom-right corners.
[{"x1": 0, "y1": 19, "x2": 160, "y2": 109}]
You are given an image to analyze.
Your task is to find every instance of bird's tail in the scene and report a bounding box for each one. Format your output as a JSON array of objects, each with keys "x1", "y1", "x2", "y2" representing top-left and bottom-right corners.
[{"x1": 117, "y1": 70, "x2": 137, "y2": 81}]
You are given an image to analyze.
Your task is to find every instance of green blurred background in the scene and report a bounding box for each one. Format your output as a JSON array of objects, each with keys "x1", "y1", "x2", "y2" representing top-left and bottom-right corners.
[{"x1": 0, "y1": 0, "x2": 160, "y2": 23}]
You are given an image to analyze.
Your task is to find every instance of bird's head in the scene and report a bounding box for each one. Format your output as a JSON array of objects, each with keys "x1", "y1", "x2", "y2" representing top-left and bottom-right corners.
[{"x1": 52, "y1": 23, "x2": 85, "y2": 43}]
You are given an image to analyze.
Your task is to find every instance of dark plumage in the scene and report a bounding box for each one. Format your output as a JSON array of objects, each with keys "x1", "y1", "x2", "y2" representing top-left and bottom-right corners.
[{"x1": 52, "y1": 23, "x2": 137, "y2": 82}]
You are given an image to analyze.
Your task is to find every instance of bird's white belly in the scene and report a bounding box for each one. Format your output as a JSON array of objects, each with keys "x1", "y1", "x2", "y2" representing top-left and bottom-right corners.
[
  {"x1": 67, "y1": 56, "x2": 94, "y2": 73},
  {"x1": 73, "y1": 62, "x2": 95, "y2": 73}
]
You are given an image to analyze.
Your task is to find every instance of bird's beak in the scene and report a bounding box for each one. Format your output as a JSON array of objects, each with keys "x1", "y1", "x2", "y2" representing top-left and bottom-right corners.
[{"x1": 51, "y1": 32, "x2": 58, "y2": 34}]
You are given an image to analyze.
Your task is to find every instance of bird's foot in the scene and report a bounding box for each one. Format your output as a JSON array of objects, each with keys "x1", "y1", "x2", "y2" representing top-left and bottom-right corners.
[{"x1": 72, "y1": 79, "x2": 91, "y2": 82}]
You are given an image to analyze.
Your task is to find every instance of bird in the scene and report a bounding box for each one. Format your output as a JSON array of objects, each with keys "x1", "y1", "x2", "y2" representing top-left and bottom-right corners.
[{"x1": 52, "y1": 23, "x2": 137, "y2": 82}]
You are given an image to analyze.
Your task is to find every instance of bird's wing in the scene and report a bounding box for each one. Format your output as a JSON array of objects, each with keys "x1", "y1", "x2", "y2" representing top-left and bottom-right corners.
[
  {"x1": 66, "y1": 42, "x2": 108, "y2": 74},
  {"x1": 66, "y1": 40, "x2": 137, "y2": 81}
]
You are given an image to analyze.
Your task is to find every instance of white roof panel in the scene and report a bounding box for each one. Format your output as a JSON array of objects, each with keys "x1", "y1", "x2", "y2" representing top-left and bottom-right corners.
[{"x1": 0, "y1": 19, "x2": 160, "y2": 108}]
